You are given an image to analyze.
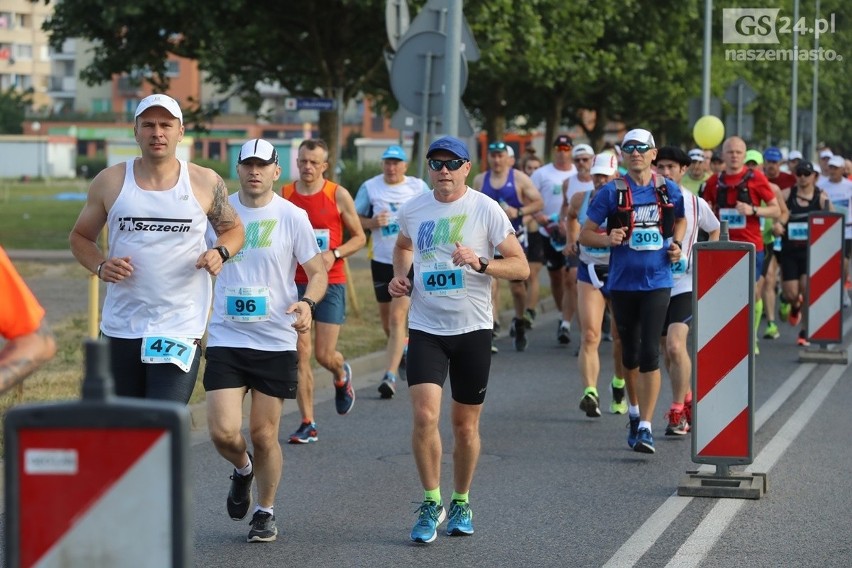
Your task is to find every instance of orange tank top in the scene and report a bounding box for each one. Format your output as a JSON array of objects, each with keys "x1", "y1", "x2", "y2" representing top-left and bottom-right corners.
[
  {"x1": 0, "y1": 246, "x2": 46, "y2": 339},
  {"x1": 282, "y1": 180, "x2": 346, "y2": 284}
]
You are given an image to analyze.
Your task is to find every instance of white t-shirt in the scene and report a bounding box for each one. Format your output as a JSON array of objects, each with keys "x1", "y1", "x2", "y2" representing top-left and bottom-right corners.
[
  {"x1": 206, "y1": 193, "x2": 320, "y2": 351},
  {"x1": 672, "y1": 191, "x2": 720, "y2": 296},
  {"x1": 530, "y1": 162, "x2": 575, "y2": 235},
  {"x1": 354, "y1": 174, "x2": 430, "y2": 264},
  {"x1": 564, "y1": 173, "x2": 595, "y2": 203},
  {"x1": 101, "y1": 159, "x2": 211, "y2": 339},
  {"x1": 397, "y1": 187, "x2": 515, "y2": 335},
  {"x1": 816, "y1": 177, "x2": 852, "y2": 238}
]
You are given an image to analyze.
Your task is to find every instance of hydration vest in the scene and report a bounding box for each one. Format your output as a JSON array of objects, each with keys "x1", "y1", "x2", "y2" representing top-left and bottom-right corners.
[
  {"x1": 715, "y1": 170, "x2": 754, "y2": 210},
  {"x1": 607, "y1": 174, "x2": 675, "y2": 239}
]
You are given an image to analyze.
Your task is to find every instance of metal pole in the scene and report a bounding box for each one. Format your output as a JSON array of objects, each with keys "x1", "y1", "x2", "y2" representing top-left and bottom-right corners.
[
  {"x1": 417, "y1": 52, "x2": 434, "y2": 180},
  {"x1": 335, "y1": 87, "x2": 344, "y2": 182},
  {"x1": 737, "y1": 83, "x2": 744, "y2": 136},
  {"x1": 443, "y1": 0, "x2": 462, "y2": 137},
  {"x1": 790, "y1": 0, "x2": 800, "y2": 151},
  {"x1": 811, "y1": 0, "x2": 820, "y2": 161},
  {"x1": 702, "y1": 0, "x2": 713, "y2": 115}
]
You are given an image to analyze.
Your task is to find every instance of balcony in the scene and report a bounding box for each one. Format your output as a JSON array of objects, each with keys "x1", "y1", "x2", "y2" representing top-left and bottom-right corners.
[
  {"x1": 49, "y1": 39, "x2": 76, "y2": 60},
  {"x1": 47, "y1": 75, "x2": 75, "y2": 98}
]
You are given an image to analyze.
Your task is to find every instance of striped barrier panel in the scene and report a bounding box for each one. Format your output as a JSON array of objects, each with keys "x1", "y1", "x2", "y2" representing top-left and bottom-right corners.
[
  {"x1": 691, "y1": 240, "x2": 755, "y2": 466},
  {"x1": 806, "y1": 211, "x2": 844, "y2": 345}
]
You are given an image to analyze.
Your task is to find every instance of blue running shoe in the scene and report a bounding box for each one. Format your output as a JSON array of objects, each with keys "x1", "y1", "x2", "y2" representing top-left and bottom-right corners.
[
  {"x1": 633, "y1": 427, "x2": 655, "y2": 454},
  {"x1": 410, "y1": 500, "x2": 446, "y2": 543},
  {"x1": 446, "y1": 500, "x2": 474, "y2": 536},
  {"x1": 335, "y1": 362, "x2": 355, "y2": 415},
  {"x1": 627, "y1": 415, "x2": 640, "y2": 448},
  {"x1": 288, "y1": 421, "x2": 318, "y2": 444}
]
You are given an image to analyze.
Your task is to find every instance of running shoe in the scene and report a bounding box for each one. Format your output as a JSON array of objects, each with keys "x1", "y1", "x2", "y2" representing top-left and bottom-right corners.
[
  {"x1": 763, "y1": 321, "x2": 780, "y2": 340},
  {"x1": 557, "y1": 320, "x2": 571, "y2": 344},
  {"x1": 226, "y1": 452, "x2": 254, "y2": 520},
  {"x1": 610, "y1": 380, "x2": 627, "y2": 415},
  {"x1": 788, "y1": 295, "x2": 803, "y2": 326},
  {"x1": 512, "y1": 317, "x2": 528, "y2": 352},
  {"x1": 378, "y1": 372, "x2": 397, "y2": 399},
  {"x1": 247, "y1": 510, "x2": 277, "y2": 543},
  {"x1": 797, "y1": 331, "x2": 810, "y2": 347},
  {"x1": 579, "y1": 392, "x2": 601, "y2": 417},
  {"x1": 523, "y1": 308, "x2": 536, "y2": 329},
  {"x1": 627, "y1": 416, "x2": 640, "y2": 449},
  {"x1": 491, "y1": 340, "x2": 499, "y2": 354},
  {"x1": 446, "y1": 500, "x2": 474, "y2": 536},
  {"x1": 288, "y1": 421, "x2": 318, "y2": 444},
  {"x1": 335, "y1": 362, "x2": 355, "y2": 415},
  {"x1": 410, "y1": 500, "x2": 446, "y2": 543},
  {"x1": 665, "y1": 408, "x2": 690, "y2": 436},
  {"x1": 633, "y1": 427, "x2": 655, "y2": 454}
]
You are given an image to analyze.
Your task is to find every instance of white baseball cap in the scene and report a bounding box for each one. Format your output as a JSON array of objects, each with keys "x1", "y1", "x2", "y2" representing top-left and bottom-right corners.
[
  {"x1": 827, "y1": 155, "x2": 845, "y2": 168},
  {"x1": 238, "y1": 139, "x2": 278, "y2": 165},
  {"x1": 590, "y1": 153, "x2": 619, "y2": 176},
  {"x1": 134, "y1": 94, "x2": 183, "y2": 125},
  {"x1": 788, "y1": 150, "x2": 803, "y2": 161},
  {"x1": 819, "y1": 149, "x2": 834, "y2": 159},
  {"x1": 622, "y1": 128, "x2": 655, "y2": 148},
  {"x1": 688, "y1": 148, "x2": 705, "y2": 162},
  {"x1": 572, "y1": 144, "x2": 594, "y2": 158}
]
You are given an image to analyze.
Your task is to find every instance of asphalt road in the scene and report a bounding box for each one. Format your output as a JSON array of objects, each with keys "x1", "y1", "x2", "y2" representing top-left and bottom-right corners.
[{"x1": 6, "y1": 250, "x2": 852, "y2": 567}]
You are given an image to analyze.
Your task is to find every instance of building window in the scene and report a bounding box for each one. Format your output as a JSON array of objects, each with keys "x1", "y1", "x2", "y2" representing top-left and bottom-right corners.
[
  {"x1": 92, "y1": 99, "x2": 111, "y2": 113},
  {"x1": 371, "y1": 111, "x2": 384, "y2": 133},
  {"x1": 15, "y1": 44, "x2": 33, "y2": 61},
  {"x1": 165, "y1": 61, "x2": 179, "y2": 77}
]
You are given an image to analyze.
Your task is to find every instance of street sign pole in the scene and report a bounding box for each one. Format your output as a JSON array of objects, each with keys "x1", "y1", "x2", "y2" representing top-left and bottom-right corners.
[
  {"x1": 418, "y1": 51, "x2": 435, "y2": 180},
  {"x1": 443, "y1": 0, "x2": 462, "y2": 138}
]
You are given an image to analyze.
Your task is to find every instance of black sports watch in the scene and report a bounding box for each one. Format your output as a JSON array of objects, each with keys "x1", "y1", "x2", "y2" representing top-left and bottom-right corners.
[
  {"x1": 475, "y1": 257, "x2": 489, "y2": 274},
  {"x1": 300, "y1": 297, "x2": 317, "y2": 316},
  {"x1": 215, "y1": 245, "x2": 230, "y2": 262}
]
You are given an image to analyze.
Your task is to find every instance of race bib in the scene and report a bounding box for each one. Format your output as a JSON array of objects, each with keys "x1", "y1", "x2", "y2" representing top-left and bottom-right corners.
[
  {"x1": 421, "y1": 261, "x2": 466, "y2": 296},
  {"x1": 141, "y1": 336, "x2": 197, "y2": 373},
  {"x1": 629, "y1": 227, "x2": 663, "y2": 251},
  {"x1": 719, "y1": 208, "x2": 746, "y2": 230},
  {"x1": 579, "y1": 244, "x2": 609, "y2": 258},
  {"x1": 671, "y1": 258, "x2": 688, "y2": 279},
  {"x1": 787, "y1": 221, "x2": 808, "y2": 241},
  {"x1": 224, "y1": 286, "x2": 270, "y2": 322},
  {"x1": 380, "y1": 219, "x2": 400, "y2": 238},
  {"x1": 314, "y1": 228, "x2": 330, "y2": 251}
]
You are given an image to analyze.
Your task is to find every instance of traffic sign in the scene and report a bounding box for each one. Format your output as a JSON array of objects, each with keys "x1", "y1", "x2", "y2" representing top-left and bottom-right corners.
[
  {"x1": 385, "y1": 0, "x2": 411, "y2": 51},
  {"x1": 390, "y1": 31, "x2": 468, "y2": 118},
  {"x1": 403, "y1": 0, "x2": 480, "y2": 61},
  {"x1": 724, "y1": 78, "x2": 757, "y2": 107},
  {"x1": 284, "y1": 97, "x2": 336, "y2": 112}
]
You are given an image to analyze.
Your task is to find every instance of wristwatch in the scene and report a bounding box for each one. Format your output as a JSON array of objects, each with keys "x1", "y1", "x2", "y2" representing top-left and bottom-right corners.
[
  {"x1": 300, "y1": 297, "x2": 317, "y2": 316},
  {"x1": 752, "y1": 205, "x2": 758, "y2": 216},
  {"x1": 475, "y1": 257, "x2": 489, "y2": 274},
  {"x1": 332, "y1": 248, "x2": 342, "y2": 260},
  {"x1": 215, "y1": 245, "x2": 230, "y2": 262}
]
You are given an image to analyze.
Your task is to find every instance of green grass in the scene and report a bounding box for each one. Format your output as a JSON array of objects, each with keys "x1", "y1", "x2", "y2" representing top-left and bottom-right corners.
[{"x1": 0, "y1": 180, "x2": 88, "y2": 249}]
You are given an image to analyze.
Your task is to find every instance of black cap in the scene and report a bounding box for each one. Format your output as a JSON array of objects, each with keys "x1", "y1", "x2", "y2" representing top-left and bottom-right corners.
[
  {"x1": 653, "y1": 146, "x2": 691, "y2": 167},
  {"x1": 795, "y1": 161, "x2": 816, "y2": 176},
  {"x1": 553, "y1": 134, "x2": 573, "y2": 147}
]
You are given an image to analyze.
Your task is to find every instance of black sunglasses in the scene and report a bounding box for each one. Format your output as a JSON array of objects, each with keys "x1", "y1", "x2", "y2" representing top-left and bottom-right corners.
[
  {"x1": 428, "y1": 158, "x2": 468, "y2": 172},
  {"x1": 795, "y1": 169, "x2": 814, "y2": 177}
]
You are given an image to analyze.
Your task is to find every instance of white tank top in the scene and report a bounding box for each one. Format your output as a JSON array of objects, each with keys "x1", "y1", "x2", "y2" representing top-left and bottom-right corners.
[
  {"x1": 100, "y1": 159, "x2": 211, "y2": 338},
  {"x1": 206, "y1": 193, "x2": 320, "y2": 351}
]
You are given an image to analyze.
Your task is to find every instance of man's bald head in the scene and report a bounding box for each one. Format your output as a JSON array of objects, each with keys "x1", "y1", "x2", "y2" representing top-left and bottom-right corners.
[{"x1": 722, "y1": 136, "x2": 746, "y2": 173}]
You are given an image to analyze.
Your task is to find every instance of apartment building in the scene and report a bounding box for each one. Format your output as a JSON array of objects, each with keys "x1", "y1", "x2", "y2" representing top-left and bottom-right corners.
[{"x1": 0, "y1": 0, "x2": 52, "y2": 109}]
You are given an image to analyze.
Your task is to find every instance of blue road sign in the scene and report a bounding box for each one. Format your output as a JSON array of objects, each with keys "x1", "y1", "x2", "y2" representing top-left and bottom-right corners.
[{"x1": 297, "y1": 98, "x2": 335, "y2": 111}]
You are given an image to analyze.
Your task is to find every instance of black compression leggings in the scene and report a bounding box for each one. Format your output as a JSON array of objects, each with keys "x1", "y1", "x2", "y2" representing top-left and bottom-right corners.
[{"x1": 610, "y1": 289, "x2": 671, "y2": 373}]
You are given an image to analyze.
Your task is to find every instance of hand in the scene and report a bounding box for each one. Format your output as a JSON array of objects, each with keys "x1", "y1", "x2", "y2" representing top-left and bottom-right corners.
[
  {"x1": 735, "y1": 201, "x2": 753, "y2": 216},
  {"x1": 452, "y1": 241, "x2": 478, "y2": 269},
  {"x1": 98, "y1": 256, "x2": 134, "y2": 282},
  {"x1": 609, "y1": 227, "x2": 627, "y2": 246},
  {"x1": 388, "y1": 276, "x2": 411, "y2": 298},
  {"x1": 196, "y1": 249, "x2": 225, "y2": 276},
  {"x1": 287, "y1": 301, "x2": 313, "y2": 334},
  {"x1": 375, "y1": 211, "x2": 390, "y2": 227},
  {"x1": 667, "y1": 242, "x2": 682, "y2": 263}
]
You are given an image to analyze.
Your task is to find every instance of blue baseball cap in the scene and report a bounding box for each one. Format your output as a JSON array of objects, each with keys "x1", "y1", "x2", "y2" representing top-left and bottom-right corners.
[
  {"x1": 763, "y1": 147, "x2": 783, "y2": 162},
  {"x1": 381, "y1": 144, "x2": 407, "y2": 161},
  {"x1": 426, "y1": 136, "x2": 470, "y2": 161}
]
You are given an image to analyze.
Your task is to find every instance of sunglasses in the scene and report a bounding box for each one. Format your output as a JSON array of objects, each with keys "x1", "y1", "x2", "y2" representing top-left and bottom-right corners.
[
  {"x1": 555, "y1": 145, "x2": 572, "y2": 152},
  {"x1": 622, "y1": 143, "x2": 652, "y2": 154},
  {"x1": 795, "y1": 169, "x2": 814, "y2": 177},
  {"x1": 488, "y1": 142, "x2": 507, "y2": 152},
  {"x1": 428, "y1": 158, "x2": 468, "y2": 172}
]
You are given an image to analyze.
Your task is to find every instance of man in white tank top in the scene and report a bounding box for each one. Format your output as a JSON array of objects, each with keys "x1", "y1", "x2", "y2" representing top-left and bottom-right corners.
[
  {"x1": 69, "y1": 94, "x2": 245, "y2": 404},
  {"x1": 203, "y1": 139, "x2": 327, "y2": 543}
]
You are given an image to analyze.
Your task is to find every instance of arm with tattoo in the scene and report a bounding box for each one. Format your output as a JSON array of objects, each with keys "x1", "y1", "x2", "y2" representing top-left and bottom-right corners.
[{"x1": 208, "y1": 175, "x2": 245, "y2": 256}]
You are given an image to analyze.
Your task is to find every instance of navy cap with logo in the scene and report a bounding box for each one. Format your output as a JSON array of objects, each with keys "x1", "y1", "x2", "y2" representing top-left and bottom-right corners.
[
  {"x1": 426, "y1": 136, "x2": 470, "y2": 161},
  {"x1": 553, "y1": 134, "x2": 573, "y2": 147}
]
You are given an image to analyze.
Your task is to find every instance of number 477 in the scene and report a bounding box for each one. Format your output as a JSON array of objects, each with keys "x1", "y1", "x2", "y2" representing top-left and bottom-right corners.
[{"x1": 150, "y1": 339, "x2": 188, "y2": 356}]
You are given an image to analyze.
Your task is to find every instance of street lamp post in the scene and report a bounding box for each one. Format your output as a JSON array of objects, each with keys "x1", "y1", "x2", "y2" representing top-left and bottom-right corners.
[{"x1": 32, "y1": 121, "x2": 42, "y2": 179}]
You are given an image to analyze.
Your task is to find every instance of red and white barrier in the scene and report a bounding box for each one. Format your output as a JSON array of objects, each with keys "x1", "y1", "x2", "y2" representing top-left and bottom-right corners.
[
  {"x1": 692, "y1": 242, "x2": 755, "y2": 465},
  {"x1": 806, "y1": 212, "x2": 845, "y2": 345}
]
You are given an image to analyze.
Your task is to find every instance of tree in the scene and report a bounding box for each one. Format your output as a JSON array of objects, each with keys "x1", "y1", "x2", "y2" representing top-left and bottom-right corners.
[
  {"x1": 0, "y1": 87, "x2": 33, "y2": 134},
  {"x1": 38, "y1": 0, "x2": 392, "y2": 178}
]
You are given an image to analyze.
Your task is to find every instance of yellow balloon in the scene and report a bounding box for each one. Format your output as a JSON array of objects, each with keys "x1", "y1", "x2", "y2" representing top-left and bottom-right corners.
[{"x1": 693, "y1": 115, "x2": 725, "y2": 150}]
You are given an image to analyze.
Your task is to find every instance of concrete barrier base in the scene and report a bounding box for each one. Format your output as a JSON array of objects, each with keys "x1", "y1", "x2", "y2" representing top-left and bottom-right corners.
[{"x1": 678, "y1": 470, "x2": 767, "y2": 499}]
